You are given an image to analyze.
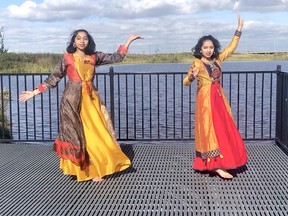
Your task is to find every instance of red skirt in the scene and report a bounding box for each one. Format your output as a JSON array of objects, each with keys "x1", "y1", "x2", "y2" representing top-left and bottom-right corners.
[{"x1": 193, "y1": 84, "x2": 248, "y2": 171}]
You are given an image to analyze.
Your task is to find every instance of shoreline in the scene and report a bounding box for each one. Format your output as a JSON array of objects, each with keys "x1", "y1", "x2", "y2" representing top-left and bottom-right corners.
[{"x1": 0, "y1": 52, "x2": 287, "y2": 73}]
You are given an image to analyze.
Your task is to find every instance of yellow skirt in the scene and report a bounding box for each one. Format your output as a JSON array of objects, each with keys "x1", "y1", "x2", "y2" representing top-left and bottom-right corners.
[{"x1": 60, "y1": 87, "x2": 131, "y2": 181}]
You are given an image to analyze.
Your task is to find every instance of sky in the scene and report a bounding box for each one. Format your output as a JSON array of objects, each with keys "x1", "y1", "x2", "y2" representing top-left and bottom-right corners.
[{"x1": 0, "y1": 0, "x2": 288, "y2": 54}]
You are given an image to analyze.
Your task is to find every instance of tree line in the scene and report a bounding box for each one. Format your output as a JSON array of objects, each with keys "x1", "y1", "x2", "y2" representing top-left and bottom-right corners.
[{"x1": 0, "y1": 26, "x2": 8, "y2": 53}]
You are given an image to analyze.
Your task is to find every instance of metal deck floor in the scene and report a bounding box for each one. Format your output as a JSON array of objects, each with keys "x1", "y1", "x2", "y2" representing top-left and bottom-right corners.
[{"x1": 0, "y1": 141, "x2": 287, "y2": 216}]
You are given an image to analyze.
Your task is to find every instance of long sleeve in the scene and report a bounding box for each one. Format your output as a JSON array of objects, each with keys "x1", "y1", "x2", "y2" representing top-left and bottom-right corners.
[
  {"x1": 96, "y1": 45, "x2": 128, "y2": 66},
  {"x1": 36, "y1": 57, "x2": 66, "y2": 93},
  {"x1": 218, "y1": 35, "x2": 240, "y2": 62}
]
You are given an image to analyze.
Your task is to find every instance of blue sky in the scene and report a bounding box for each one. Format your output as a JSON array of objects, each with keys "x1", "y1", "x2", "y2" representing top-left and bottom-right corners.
[{"x1": 1, "y1": 0, "x2": 288, "y2": 54}]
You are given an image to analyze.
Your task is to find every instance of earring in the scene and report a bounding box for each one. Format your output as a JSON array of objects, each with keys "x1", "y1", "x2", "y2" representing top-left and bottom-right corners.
[{"x1": 73, "y1": 43, "x2": 76, "y2": 48}]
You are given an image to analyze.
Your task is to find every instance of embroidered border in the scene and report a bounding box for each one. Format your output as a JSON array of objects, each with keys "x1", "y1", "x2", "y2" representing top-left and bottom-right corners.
[{"x1": 196, "y1": 148, "x2": 221, "y2": 160}]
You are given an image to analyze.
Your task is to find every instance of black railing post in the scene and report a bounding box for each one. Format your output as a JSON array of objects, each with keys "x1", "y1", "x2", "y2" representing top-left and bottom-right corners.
[
  {"x1": 276, "y1": 65, "x2": 281, "y2": 73},
  {"x1": 109, "y1": 66, "x2": 115, "y2": 125},
  {"x1": 275, "y1": 65, "x2": 281, "y2": 145}
]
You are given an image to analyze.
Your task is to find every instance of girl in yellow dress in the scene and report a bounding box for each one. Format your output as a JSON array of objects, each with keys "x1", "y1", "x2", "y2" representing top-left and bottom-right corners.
[{"x1": 19, "y1": 29, "x2": 143, "y2": 182}]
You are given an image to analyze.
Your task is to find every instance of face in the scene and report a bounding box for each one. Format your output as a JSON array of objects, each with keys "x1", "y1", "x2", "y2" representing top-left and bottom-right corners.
[
  {"x1": 200, "y1": 39, "x2": 214, "y2": 59},
  {"x1": 74, "y1": 31, "x2": 89, "y2": 51}
]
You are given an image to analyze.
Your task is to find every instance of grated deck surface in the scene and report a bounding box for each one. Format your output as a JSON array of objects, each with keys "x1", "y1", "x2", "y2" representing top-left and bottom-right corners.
[{"x1": 0, "y1": 141, "x2": 287, "y2": 216}]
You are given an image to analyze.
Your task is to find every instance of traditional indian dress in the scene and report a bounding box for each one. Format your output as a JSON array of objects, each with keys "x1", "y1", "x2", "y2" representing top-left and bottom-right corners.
[
  {"x1": 183, "y1": 35, "x2": 248, "y2": 171},
  {"x1": 36, "y1": 45, "x2": 131, "y2": 181}
]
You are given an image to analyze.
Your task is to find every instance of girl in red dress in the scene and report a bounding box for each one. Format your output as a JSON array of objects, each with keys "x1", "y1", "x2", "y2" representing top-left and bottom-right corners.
[{"x1": 183, "y1": 15, "x2": 248, "y2": 179}]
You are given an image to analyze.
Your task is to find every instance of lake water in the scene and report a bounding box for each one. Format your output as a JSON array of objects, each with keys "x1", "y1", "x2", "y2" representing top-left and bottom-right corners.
[
  {"x1": 1, "y1": 60, "x2": 287, "y2": 142},
  {"x1": 95, "y1": 60, "x2": 288, "y2": 73}
]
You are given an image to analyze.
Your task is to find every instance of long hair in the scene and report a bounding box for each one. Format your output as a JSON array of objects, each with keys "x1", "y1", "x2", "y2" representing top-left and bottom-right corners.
[
  {"x1": 66, "y1": 29, "x2": 96, "y2": 54},
  {"x1": 192, "y1": 35, "x2": 221, "y2": 59}
]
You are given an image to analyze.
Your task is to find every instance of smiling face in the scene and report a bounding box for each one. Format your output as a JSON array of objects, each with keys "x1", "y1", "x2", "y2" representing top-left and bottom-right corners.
[
  {"x1": 74, "y1": 31, "x2": 89, "y2": 51},
  {"x1": 200, "y1": 39, "x2": 214, "y2": 60}
]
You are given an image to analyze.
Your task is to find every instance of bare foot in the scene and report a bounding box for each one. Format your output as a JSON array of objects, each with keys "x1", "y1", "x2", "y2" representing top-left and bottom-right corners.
[
  {"x1": 92, "y1": 177, "x2": 104, "y2": 182},
  {"x1": 215, "y1": 169, "x2": 233, "y2": 179}
]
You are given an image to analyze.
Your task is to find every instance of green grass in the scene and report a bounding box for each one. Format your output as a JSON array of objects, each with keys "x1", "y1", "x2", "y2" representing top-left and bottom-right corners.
[
  {"x1": 0, "y1": 52, "x2": 62, "y2": 73},
  {"x1": 0, "y1": 52, "x2": 287, "y2": 73}
]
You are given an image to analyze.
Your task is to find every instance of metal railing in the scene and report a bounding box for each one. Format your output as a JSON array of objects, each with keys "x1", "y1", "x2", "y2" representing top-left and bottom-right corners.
[{"x1": 0, "y1": 66, "x2": 282, "y2": 143}]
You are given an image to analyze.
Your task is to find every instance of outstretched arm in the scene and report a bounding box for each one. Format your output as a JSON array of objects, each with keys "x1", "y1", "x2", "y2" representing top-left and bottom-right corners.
[
  {"x1": 218, "y1": 14, "x2": 244, "y2": 62},
  {"x1": 96, "y1": 34, "x2": 143, "y2": 65},
  {"x1": 19, "y1": 57, "x2": 66, "y2": 102},
  {"x1": 19, "y1": 89, "x2": 41, "y2": 102}
]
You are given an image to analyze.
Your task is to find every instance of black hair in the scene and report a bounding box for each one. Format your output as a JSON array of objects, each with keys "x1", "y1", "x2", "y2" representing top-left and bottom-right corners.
[
  {"x1": 192, "y1": 35, "x2": 221, "y2": 59},
  {"x1": 66, "y1": 29, "x2": 96, "y2": 54}
]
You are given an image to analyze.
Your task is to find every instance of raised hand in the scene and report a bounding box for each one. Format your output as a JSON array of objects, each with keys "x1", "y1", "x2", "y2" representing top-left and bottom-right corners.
[
  {"x1": 124, "y1": 34, "x2": 144, "y2": 48},
  {"x1": 237, "y1": 14, "x2": 244, "y2": 31},
  {"x1": 189, "y1": 66, "x2": 199, "y2": 77},
  {"x1": 187, "y1": 66, "x2": 199, "y2": 82}
]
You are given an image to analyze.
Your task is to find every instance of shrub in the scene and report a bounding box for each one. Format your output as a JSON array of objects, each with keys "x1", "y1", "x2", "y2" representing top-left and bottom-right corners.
[{"x1": 0, "y1": 89, "x2": 12, "y2": 141}]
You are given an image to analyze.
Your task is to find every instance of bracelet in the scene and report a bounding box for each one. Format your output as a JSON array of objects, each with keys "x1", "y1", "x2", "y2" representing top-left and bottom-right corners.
[
  {"x1": 32, "y1": 91, "x2": 36, "y2": 96},
  {"x1": 188, "y1": 74, "x2": 195, "y2": 82},
  {"x1": 234, "y1": 30, "x2": 242, "y2": 37}
]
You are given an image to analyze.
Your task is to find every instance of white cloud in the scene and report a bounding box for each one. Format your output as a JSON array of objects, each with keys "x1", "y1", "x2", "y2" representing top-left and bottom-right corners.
[
  {"x1": 234, "y1": 0, "x2": 288, "y2": 12},
  {"x1": 7, "y1": 0, "x2": 287, "y2": 22},
  {"x1": 2, "y1": 0, "x2": 288, "y2": 53},
  {"x1": 7, "y1": 1, "x2": 38, "y2": 19},
  {"x1": 6, "y1": 0, "x2": 103, "y2": 21}
]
